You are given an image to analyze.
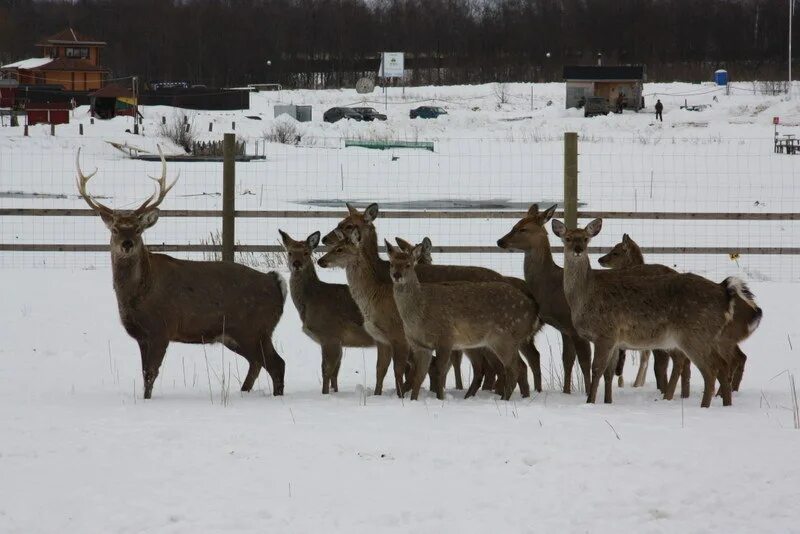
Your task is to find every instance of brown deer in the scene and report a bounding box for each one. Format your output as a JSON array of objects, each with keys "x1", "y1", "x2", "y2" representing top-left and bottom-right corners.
[
  {"x1": 385, "y1": 240, "x2": 540, "y2": 400},
  {"x1": 599, "y1": 234, "x2": 751, "y2": 394},
  {"x1": 76, "y1": 148, "x2": 287, "y2": 399},
  {"x1": 321, "y1": 204, "x2": 543, "y2": 394},
  {"x1": 598, "y1": 234, "x2": 691, "y2": 396},
  {"x1": 393, "y1": 236, "x2": 538, "y2": 395},
  {"x1": 395, "y1": 236, "x2": 464, "y2": 391},
  {"x1": 280, "y1": 229, "x2": 391, "y2": 394},
  {"x1": 319, "y1": 203, "x2": 541, "y2": 398},
  {"x1": 552, "y1": 217, "x2": 762, "y2": 407},
  {"x1": 497, "y1": 204, "x2": 592, "y2": 394}
]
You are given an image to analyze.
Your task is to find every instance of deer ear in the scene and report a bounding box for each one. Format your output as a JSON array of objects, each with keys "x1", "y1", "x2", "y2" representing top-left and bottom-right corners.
[
  {"x1": 551, "y1": 219, "x2": 567, "y2": 238},
  {"x1": 346, "y1": 202, "x2": 358, "y2": 215},
  {"x1": 395, "y1": 237, "x2": 412, "y2": 252},
  {"x1": 411, "y1": 244, "x2": 424, "y2": 263},
  {"x1": 306, "y1": 231, "x2": 320, "y2": 249},
  {"x1": 421, "y1": 237, "x2": 432, "y2": 253},
  {"x1": 349, "y1": 227, "x2": 362, "y2": 245},
  {"x1": 542, "y1": 204, "x2": 557, "y2": 223},
  {"x1": 621, "y1": 233, "x2": 631, "y2": 250},
  {"x1": 99, "y1": 210, "x2": 115, "y2": 230},
  {"x1": 585, "y1": 218, "x2": 603, "y2": 237},
  {"x1": 527, "y1": 203, "x2": 539, "y2": 216},
  {"x1": 278, "y1": 229, "x2": 292, "y2": 246},
  {"x1": 138, "y1": 209, "x2": 159, "y2": 230},
  {"x1": 363, "y1": 203, "x2": 379, "y2": 223},
  {"x1": 384, "y1": 239, "x2": 396, "y2": 256}
]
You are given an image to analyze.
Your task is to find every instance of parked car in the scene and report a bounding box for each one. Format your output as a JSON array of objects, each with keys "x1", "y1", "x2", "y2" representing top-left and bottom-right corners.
[
  {"x1": 410, "y1": 106, "x2": 448, "y2": 119},
  {"x1": 351, "y1": 107, "x2": 387, "y2": 121},
  {"x1": 323, "y1": 107, "x2": 363, "y2": 123},
  {"x1": 583, "y1": 96, "x2": 610, "y2": 118}
]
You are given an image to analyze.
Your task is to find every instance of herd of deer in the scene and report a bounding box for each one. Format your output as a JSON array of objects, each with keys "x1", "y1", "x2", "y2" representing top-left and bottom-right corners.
[{"x1": 76, "y1": 149, "x2": 762, "y2": 408}]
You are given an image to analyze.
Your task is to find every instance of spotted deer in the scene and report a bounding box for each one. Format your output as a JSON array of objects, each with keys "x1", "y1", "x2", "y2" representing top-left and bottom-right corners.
[
  {"x1": 76, "y1": 148, "x2": 286, "y2": 399},
  {"x1": 497, "y1": 204, "x2": 592, "y2": 394},
  {"x1": 395, "y1": 236, "x2": 464, "y2": 390},
  {"x1": 598, "y1": 234, "x2": 750, "y2": 393},
  {"x1": 385, "y1": 240, "x2": 541, "y2": 401},
  {"x1": 319, "y1": 203, "x2": 542, "y2": 398},
  {"x1": 552, "y1": 218, "x2": 762, "y2": 407},
  {"x1": 598, "y1": 234, "x2": 691, "y2": 397},
  {"x1": 280, "y1": 229, "x2": 390, "y2": 394}
]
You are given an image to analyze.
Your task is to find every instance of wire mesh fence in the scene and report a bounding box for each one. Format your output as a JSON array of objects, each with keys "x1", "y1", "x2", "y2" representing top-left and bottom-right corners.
[{"x1": 1, "y1": 132, "x2": 798, "y2": 281}]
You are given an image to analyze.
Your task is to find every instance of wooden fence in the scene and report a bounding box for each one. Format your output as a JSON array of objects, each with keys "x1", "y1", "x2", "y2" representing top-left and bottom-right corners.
[{"x1": 1, "y1": 133, "x2": 798, "y2": 258}]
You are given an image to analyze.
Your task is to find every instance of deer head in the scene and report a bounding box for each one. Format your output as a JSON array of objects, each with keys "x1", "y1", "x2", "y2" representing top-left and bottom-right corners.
[
  {"x1": 317, "y1": 228, "x2": 362, "y2": 269},
  {"x1": 321, "y1": 202, "x2": 379, "y2": 245},
  {"x1": 395, "y1": 236, "x2": 432, "y2": 265},
  {"x1": 76, "y1": 146, "x2": 178, "y2": 258},
  {"x1": 497, "y1": 203, "x2": 557, "y2": 251},
  {"x1": 385, "y1": 239, "x2": 422, "y2": 284},
  {"x1": 551, "y1": 218, "x2": 603, "y2": 257},
  {"x1": 279, "y1": 229, "x2": 320, "y2": 273},
  {"x1": 597, "y1": 233, "x2": 639, "y2": 268}
]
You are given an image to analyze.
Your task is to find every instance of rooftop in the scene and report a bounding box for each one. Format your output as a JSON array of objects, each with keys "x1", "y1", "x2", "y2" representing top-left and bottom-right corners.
[
  {"x1": 36, "y1": 28, "x2": 106, "y2": 47},
  {"x1": 563, "y1": 65, "x2": 645, "y2": 81}
]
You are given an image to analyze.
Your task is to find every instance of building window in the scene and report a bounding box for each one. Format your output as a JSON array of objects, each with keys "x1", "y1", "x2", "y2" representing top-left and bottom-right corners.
[{"x1": 66, "y1": 47, "x2": 89, "y2": 59}]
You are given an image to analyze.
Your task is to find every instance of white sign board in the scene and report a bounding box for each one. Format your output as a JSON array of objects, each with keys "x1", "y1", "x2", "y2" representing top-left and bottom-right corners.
[{"x1": 380, "y1": 52, "x2": 404, "y2": 78}]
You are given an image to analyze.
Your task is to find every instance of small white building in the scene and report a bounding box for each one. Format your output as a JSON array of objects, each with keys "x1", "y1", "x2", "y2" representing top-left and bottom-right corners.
[{"x1": 563, "y1": 65, "x2": 645, "y2": 110}]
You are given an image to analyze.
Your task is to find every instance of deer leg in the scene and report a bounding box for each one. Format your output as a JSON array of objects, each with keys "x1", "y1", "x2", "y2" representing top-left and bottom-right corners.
[
  {"x1": 653, "y1": 350, "x2": 670, "y2": 393},
  {"x1": 374, "y1": 343, "x2": 392, "y2": 396},
  {"x1": 603, "y1": 350, "x2": 619, "y2": 403},
  {"x1": 331, "y1": 347, "x2": 343, "y2": 393},
  {"x1": 519, "y1": 338, "x2": 542, "y2": 393},
  {"x1": 432, "y1": 347, "x2": 453, "y2": 400},
  {"x1": 241, "y1": 359, "x2": 262, "y2": 392},
  {"x1": 616, "y1": 350, "x2": 626, "y2": 387},
  {"x1": 732, "y1": 347, "x2": 746, "y2": 392},
  {"x1": 680, "y1": 355, "x2": 691, "y2": 399},
  {"x1": 452, "y1": 351, "x2": 464, "y2": 390},
  {"x1": 392, "y1": 344, "x2": 411, "y2": 399},
  {"x1": 695, "y1": 360, "x2": 718, "y2": 409},
  {"x1": 574, "y1": 337, "x2": 593, "y2": 394},
  {"x1": 487, "y1": 340, "x2": 519, "y2": 401},
  {"x1": 516, "y1": 356, "x2": 531, "y2": 398},
  {"x1": 561, "y1": 332, "x2": 576, "y2": 394},
  {"x1": 464, "y1": 350, "x2": 485, "y2": 399},
  {"x1": 409, "y1": 350, "x2": 432, "y2": 400},
  {"x1": 258, "y1": 338, "x2": 285, "y2": 396},
  {"x1": 138, "y1": 338, "x2": 168, "y2": 400},
  {"x1": 587, "y1": 338, "x2": 614, "y2": 404},
  {"x1": 481, "y1": 360, "x2": 497, "y2": 391},
  {"x1": 663, "y1": 353, "x2": 684, "y2": 401},
  {"x1": 633, "y1": 350, "x2": 650, "y2": 388},
  {"x1": 320, "y1": 344, "x2": 341, "y2": 395}
]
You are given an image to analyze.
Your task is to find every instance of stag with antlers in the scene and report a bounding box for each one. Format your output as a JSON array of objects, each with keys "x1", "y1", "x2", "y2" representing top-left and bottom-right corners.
[{"x1": 77, "y1": 147, "x2": 287, "y2": 399}]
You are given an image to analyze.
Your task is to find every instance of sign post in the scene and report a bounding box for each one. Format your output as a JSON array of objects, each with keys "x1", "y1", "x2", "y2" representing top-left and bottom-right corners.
[{"x1": 379, "y1": 52, "x2": 404, "y2": 111}]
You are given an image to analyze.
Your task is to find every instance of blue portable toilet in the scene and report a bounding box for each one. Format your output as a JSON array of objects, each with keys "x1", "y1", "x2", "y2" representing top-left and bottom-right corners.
[{"x1": 714, "y1": 69, "x2": 728, "y2": 86}]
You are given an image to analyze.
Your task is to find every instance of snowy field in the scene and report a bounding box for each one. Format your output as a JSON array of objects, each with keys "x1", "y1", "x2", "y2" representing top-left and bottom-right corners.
[{"x1": 1, "y1": 81, "x2": 800, "y2": 532}]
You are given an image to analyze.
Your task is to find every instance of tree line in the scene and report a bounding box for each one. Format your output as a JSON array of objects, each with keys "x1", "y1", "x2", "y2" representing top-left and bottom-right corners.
[{"x1": 0, "y1": 0, "x2": 796, "y2": 88}]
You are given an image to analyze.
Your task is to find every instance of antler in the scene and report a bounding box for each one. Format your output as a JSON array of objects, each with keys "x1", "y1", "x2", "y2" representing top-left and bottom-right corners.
[
  {"x1": 134, "y1": 145, "x2": 179, "y2": 214},
  {"x1": 76, "y1": 148, "x2": 114, "y2": 217}
]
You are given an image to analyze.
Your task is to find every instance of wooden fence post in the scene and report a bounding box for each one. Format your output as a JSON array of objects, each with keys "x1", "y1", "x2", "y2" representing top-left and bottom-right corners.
[
  {"x1": 564, "y1": 132, "x2": 578, "y2": 229},
  {"x1": 50, "y1": 123, "x2": 55, "y2": 136},
  {"x1": 24, "y1": 124, "x2": 28, "y2": 136},
  {"x1": 222, "y1": 133, "x2": 236, "y2": 262},
  {"x1": 79, "y1": 123, "x2": 83, "y2": 135}
]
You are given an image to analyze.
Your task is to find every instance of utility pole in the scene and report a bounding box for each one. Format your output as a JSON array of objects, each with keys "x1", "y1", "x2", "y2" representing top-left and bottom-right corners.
[{"x1": 791, "y1": 0, "x2": 794, "y2": 96}]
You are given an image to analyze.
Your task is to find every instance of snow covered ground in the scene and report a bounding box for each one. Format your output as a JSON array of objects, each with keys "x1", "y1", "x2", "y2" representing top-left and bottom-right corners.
[{"x1": 1, "y1": 81, "x2": 800, "y2": 532}]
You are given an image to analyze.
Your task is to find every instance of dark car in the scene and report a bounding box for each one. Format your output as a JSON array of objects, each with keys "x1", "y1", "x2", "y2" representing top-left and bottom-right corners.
[
  {"x1": 583, "y1": 96, "x2": 610, "y2": 118},
  {"x1": 410, "y1": 106, "x2": 448, "y2": 119},
  {"x1": 323, "y1": 107, "x2": 363, "y2": 123},
  {"x1": 352, "y1": 107, "x2": 387, "y2": 121}
]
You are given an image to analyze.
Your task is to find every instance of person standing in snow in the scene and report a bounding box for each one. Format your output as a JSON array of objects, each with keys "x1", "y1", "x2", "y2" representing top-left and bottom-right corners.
[
  {"x1": 616, "y1": 92, "x2": 625, "y2": 113},
  {"x1": 655, "y1": 99, "x2": 663, "y2": 121}
]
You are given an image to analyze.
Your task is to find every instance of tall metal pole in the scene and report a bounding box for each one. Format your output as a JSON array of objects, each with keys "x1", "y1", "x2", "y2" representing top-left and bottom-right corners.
[{"x1": 791, "y1": 0, "x2": 794, "y2": 95}]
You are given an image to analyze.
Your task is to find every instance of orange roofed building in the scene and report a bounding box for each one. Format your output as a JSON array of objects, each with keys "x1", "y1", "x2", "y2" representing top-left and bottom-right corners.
[{"x1": 1, "y1": 28, "x2": 108, "y2": 91}]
